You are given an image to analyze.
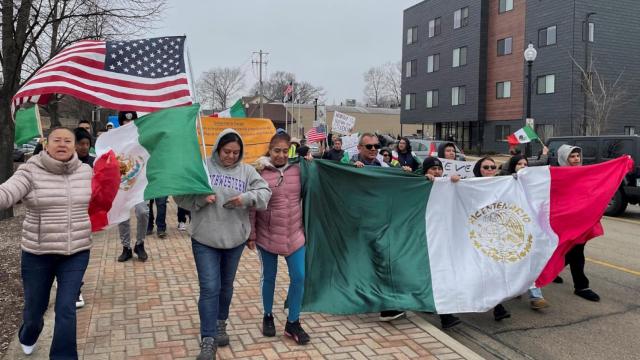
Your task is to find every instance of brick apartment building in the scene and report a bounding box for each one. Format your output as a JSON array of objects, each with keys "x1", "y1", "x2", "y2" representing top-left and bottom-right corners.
[{"x1": 401, "y1": 0, "x2": 640, "y2": 152}]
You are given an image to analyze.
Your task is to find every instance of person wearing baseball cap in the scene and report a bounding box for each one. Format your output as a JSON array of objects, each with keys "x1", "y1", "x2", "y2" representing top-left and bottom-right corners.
[{"x1": 115, "y1": 111, "x2": 151, "y2": 262}]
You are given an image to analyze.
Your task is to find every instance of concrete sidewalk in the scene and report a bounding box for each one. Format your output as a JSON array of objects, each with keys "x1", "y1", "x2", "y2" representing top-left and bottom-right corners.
[{"x1": 4, "y1": 202, "x2": 483, "y2": 360}]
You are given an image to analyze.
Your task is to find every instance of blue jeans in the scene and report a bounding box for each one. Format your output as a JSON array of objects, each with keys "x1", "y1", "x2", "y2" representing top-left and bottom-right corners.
[
  {"x1": 148, "y1": 197, "x2": 168, "y2": 232},
  {"x1": 258, "y1": 246, "x2": 306, "y2": 322},
  {"x1": 20, "y1": 250, "x2": 90, "y2": 360},
  {"x1": 191, "y1": 239, "x2": 245, "y2": 338},
  {"x1": 528, "y1": 286, "x2": 544, "y2": 300}
]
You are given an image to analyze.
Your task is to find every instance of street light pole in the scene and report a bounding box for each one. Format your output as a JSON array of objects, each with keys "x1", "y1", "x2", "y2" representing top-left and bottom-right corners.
[{"x1": 524, "y1": 43, "x2": 538, "y2": 158}]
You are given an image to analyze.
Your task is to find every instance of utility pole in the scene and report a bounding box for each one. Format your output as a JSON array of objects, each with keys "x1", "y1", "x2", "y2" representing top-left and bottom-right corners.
[
  {"x1": 253, "y1": 50, "x2": 269, "y2": 118},
  {"x1": 582, "y1": 12, "x2": 596, "y2": 135}
]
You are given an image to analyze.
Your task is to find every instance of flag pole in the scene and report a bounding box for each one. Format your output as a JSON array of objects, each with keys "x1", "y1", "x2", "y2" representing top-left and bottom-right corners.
[{"x1": 185, "y1": 36, "x2": 208, "y2": 158}]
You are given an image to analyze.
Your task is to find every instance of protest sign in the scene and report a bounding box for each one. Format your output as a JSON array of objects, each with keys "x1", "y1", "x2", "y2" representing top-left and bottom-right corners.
[
  {"x1": 440, "y1": 158, "x2": 476, "y2": 178},
  {"x1": 332, "y1": 111, "x2": 356, "y2": 135},
  {"x1": 200, "y1": 117, "x2": 275, "y2": 163},
  {"x1": 341, "y1": 133, "x2": 360, "y2": 158}
]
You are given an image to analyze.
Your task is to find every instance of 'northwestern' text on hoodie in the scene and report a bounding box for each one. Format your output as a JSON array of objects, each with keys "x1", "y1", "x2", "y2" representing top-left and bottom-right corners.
[{"x1": 175, "y1": 129, "x2": 271, "y2": 249}]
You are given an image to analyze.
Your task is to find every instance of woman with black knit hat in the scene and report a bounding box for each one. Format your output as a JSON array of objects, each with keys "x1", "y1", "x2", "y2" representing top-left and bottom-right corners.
[{"x1": 421, "y1": 157, "x2": 462, "y2": 329}]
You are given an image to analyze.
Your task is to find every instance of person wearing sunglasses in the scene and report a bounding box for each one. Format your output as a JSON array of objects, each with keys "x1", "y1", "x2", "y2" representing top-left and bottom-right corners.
[
  {"x1": 502, "y1": 155, "x2": 551, "y2": 311},
  {"x1": 249, "y1": 132, "x2": 311, "y2": 345},
  {"x1": 472, "y1": 156, "x2": 511, "y2": 321},
  {"x1": 379, "y1": 148, "x2": 399, "y2": 167},
  {"x1": 350, "y1": 133, "x2": 382, "y2": 167}
]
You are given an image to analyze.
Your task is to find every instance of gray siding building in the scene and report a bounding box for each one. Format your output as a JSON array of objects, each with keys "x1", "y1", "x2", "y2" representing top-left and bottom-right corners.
[{"x1": 402, "y1": 0, "x2": 640, "y2": 153}]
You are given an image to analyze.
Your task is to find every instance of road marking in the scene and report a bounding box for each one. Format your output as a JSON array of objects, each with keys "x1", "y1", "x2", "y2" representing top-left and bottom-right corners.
[
  {"x1": 603, "y1": 216, "x2": 640, "y2": 225},
  {"x1": 586, "y1": 257, "x2": 640, "y2": 277}
]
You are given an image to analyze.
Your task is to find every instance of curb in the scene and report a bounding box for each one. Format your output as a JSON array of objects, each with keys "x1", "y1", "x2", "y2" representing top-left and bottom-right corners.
[{"x1": 408, "y1": 312, "x2": 485, "y2": 360}]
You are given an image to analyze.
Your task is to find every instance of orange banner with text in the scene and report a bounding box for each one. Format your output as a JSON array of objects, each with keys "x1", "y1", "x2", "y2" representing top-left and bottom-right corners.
[{"x1": 198, "y1": 117, "x2": 276, "y2": 164}]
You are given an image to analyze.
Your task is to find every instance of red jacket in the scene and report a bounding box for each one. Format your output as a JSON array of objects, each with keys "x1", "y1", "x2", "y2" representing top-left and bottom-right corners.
[{"x1": 251, "y1": 158, "x2": 305, "y2": 256}]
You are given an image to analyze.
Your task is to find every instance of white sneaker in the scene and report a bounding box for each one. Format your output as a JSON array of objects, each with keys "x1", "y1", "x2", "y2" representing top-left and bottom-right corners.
[
  {"x1": 76, "y1": 293, "x2": 85, "y2": 308},
  {"x1": 178, "y1": 222, "x2": 186, "y2": 231},
  {"x1": 20, "y1": 342, "x2": 35, "y2": 355}
]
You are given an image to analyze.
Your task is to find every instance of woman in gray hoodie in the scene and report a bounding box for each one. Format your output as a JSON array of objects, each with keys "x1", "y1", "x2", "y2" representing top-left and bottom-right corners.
[
  {"x1": 175, "y1": 129, "x2": 271, "y2": 360},
  {"x1": 554, "y1": 145, "x2": 600, "y2": 302}
]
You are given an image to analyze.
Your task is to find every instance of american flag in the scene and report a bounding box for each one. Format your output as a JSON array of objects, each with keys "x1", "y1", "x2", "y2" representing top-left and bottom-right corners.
[
  {"x1": 306, "y1": 124, "x2": 326, "y2": 143},
  {"x1": 283, "y1": 81, "x2": 293, "y2": 103},
  {"x1": 12, "y1": 36, "x2": 192, "y2": 115}
]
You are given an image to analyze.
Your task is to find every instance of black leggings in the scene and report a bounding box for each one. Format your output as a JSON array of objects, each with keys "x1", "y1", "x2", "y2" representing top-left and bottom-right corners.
[{"x1": 565, "y1": 244, "x2": 589, "y2": 290}]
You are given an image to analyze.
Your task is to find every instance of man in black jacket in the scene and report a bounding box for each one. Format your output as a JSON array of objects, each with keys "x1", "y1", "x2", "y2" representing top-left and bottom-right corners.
[{"x1": 321, "y1": 137, "x2": 345, "y2": 161}]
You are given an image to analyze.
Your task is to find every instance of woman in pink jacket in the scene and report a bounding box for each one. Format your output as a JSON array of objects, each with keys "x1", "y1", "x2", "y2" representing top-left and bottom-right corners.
[
  {"x1": 0, "y1": 127, "x2": 93, "y2": 359},
  {"x1": 249, "y1": 133, "x2": 310, "y2": 345}
]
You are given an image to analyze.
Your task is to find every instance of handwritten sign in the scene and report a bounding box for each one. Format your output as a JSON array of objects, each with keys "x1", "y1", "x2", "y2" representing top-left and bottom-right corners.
[
  {"x1": 332, "y1": 111, "x2": 356, "y2": 135},
  {"x1": 440, "y1": 158, "x2": 476, "y2": 179},
  {"x1": 341, "y1": 133, "x2": 360, "y2": 158},
  {"x1": 199, "y1": 117, "x2": 275, "y2": 163}
]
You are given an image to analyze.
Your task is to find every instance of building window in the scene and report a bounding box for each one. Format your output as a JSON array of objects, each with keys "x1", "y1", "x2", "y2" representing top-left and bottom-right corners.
[
  {"x1": 535, "y1": 124, "x2": 554, "y2": 141},
  {"x1": 499, "y1": 0, "x2": 513, "y2": 13},
  {"x1": 584, "y1": 22, "x2": 595, "y2": 42},
  {"x1": 427, "y1": 54, "x2": 440, "y2": 73},
  {"x1": 538, "y1": 25, "x2": 557, "y2": 47},
  {"x1": 405, "y1": 59, "x2": 417, "y2": 78},
  {"x1": 624, "y1": 126, "x2": 636, "y2": 135},
  {"x1": 497, "y1": 37, "x2": 512, "y2": 56},
  {"x1": 454, "y1": 7, "x2": 469, "y2": 29},
  {"x1": 537, "y1": 74, "x2": 555, "y2": 94},
  {"x1": 452, "y1": 46, "x2": 467, "y2": 67},
  {"x1": 495, "y1": 125, "x2": 511, "y2": 141},
  {"x1": 407, "y1": 26, "x2": 418, "y2": 45},
  {"x1": 428, "y1": 17, "x2": 441, "y2": 38},
  {"x1": 426, "y1": 90, "x2": 439, "y2": 108},
  {"x1": 496, "y1": 81, "x2": 511, "y2": 99},
  {"x1": 451, "y1": 86, "x2": 466, "y2": 106},
  {"x1": 405, "y1": 93, "x2": 416, "y2": 110}
]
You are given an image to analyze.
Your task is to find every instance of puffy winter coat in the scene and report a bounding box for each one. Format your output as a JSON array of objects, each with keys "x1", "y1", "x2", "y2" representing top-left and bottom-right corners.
[
  {"x1": 0, "y1": 151, "x2": 93, "y2": 255},
  {"x1": 250, "y1": 157, "x2": 305, "y2": 256}
]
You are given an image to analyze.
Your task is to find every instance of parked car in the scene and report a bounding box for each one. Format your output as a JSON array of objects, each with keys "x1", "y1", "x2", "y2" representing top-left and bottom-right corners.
[
  {"x1": 547, "y1": 135, "x2": 640, "y2": 216},
  {"x1": 401, "y1": 139, "x2": 466, "y2": 161}
]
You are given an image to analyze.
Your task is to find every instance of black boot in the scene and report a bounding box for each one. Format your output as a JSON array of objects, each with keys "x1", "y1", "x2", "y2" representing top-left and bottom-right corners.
[
  {"x1": 117, "y1": 247, "x2": 132, "y2": 262},
  {"x1": 134, "y1": 243, "x2": 148, "y2": 261},
  {"x1": 263, "y1": 314, "x2": 276, "y2": 337},
  {"x1": 284, "y1": 320, "x2": 310, "y2": 345},
  {"x1": 493, "y1": 304, "x2": 511, "y2": 321},
  {"x1": 440, "y1": 314, "x2": 461, "y2": 329}
]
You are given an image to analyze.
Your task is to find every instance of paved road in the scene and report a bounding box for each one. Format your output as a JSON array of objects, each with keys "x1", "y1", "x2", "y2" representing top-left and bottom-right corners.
[{"x1": 419, "y1": 205, "x2": 640, "y2": 360}]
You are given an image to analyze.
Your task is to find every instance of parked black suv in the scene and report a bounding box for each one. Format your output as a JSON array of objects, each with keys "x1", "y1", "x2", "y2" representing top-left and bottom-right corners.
[{"x1": 546, "y1": 135, "x2": 640, "y2": 216}]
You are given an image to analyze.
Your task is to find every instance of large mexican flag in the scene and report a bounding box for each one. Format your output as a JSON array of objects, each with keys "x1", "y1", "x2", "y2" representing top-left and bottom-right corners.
[
  {"x1": 92, "y1": 104, "x2": 212, "y2": 229},
  {"x1": 300, "y1": 157, "x2": 632, "y2": 314}
]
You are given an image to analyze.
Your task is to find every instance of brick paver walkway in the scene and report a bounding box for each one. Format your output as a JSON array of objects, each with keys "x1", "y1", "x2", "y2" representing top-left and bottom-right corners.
[{"x1": 5, "y1": 202, "x2": 482, "y2": 360}]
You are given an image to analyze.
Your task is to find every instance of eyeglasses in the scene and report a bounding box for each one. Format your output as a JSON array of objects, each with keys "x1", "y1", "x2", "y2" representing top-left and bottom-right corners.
[
  {"x1": 364, "y1": 144, "x2": 381, "y2": 150},
  {"x1": 482, "y1": 165, "x2": 497, "y2": 170}
]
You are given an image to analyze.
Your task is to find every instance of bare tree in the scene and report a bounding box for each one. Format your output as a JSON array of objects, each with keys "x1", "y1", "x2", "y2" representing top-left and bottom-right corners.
[
  {"x1": 0, "y1": 0, "x2": 166, "y2": 219},
  {"x1": 383, "y1": 61, "x2": 401, "y2": 107},
  {"x1": 251, "y1": 71, "x2": 324, "y2": 104},
  {"x1": 363, "y1": 66, "x2": 385, "y2": 106},
  {"x1": 571, "y1": 55, "x2": 630, "y2": 136},
  {"x1": 196, "y1": 67, "x2": 245, "y2": 110}
]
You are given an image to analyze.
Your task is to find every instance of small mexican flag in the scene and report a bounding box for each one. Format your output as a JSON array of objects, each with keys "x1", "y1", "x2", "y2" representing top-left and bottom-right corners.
[
  {"x1": 14, "y1": 105, "x2": 42, "y2": 146},
  {"x1": 93, "y1": 104, "x2": 212, "y2": 228},
  {"x1": 507, "y1": 125, "x2": 538, "y2": 145},
  {"x1": 217, "y1": 99, "x2": 246, "y2": 118}
]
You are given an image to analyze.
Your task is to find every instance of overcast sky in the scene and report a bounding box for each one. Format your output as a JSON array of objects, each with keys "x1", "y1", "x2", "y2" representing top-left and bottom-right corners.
[{"x1": 151, "y1": 0, "x2": 419, "y2": 105}]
